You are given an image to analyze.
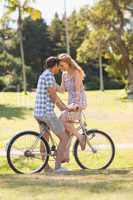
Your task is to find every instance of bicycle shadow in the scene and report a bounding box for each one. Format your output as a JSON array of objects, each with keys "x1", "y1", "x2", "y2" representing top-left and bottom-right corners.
[{"x1": 44, "y1": 168, "x2": 133, "y2": 176}]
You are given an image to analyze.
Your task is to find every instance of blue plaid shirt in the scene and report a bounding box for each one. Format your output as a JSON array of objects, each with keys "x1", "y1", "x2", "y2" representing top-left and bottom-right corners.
[{"x1": 34, "y1": 69, "x2": 56, "y2": 117}]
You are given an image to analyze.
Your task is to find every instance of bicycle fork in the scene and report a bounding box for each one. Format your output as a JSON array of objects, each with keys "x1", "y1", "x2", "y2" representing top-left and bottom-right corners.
[{"x1": 82, "y1": 127, "x2": 97, "y2": 153}]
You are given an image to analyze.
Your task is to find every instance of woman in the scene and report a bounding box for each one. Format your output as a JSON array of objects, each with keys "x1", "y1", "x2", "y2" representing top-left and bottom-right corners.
[{"x1": 56, "y1": 53, "x2": 87, "y2": 162}]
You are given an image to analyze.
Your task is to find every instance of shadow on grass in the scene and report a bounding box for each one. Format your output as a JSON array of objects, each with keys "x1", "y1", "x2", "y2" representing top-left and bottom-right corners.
[
  {"x1": 118, "y1": 96, "x2": 133, "y2": 103},
  {"x1": 0, "y1": 158, "x2": 11, "y2": 174},
  {"x1": 0, "y1": 169, "x2": 133, "y2": 193},
  {"x1": 0, "y1": 104, "x2": 32, "y2": 119}
]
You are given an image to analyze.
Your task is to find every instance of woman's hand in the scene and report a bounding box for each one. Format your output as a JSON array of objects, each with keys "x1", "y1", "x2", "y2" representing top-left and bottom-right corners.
[
  {"x1": 66, "y1": 104, "x2": 80, "y2": 112},
  {"x1": 55, "y1": 84, "x2": 65, "y2": 93}
]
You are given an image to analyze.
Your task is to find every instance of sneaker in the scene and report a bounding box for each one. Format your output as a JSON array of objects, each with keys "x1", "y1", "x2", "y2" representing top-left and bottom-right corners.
[
  {"x1": 55, "y1": 167, "x2": 71, "y2": 173},
  {"x1": 44, "y1": 166, "x2": 53, "y2": 173}
]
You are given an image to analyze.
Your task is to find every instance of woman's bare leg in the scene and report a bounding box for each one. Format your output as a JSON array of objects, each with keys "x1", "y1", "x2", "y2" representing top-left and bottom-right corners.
[
  {"x1": 62, "y1": 120, "x2": 86, "y2": 151},
  {"x1": 65, "y1": 122, "x2": 86, "y2": 150}
]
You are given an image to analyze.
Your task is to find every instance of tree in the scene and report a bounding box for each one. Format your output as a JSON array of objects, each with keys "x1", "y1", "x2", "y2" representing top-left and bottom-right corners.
[
  {"x1": 0, "y1": 40, "x2": 21, "y2": 90},
  {"x1": 4, "y1": 0, "x2": 41, "y2": 93},
  {"x1": 77, "y1": 0, "x2": 133, "y2": 98},
  {"x1": 22, "y1": 17, "x2": 51, "y2": 77},
  {"x1": 109, "y1": 0, "x2": 133, "y2": 98},
  {"x1": 68, "y1": 9, "x2": 88, "y2": 59},
  {"x1": 49, "y1": 13, "x2": 66, "y2": 55}
]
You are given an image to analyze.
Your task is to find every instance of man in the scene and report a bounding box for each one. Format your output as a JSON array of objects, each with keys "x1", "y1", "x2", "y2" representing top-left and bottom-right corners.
[{"x1": 34, "y1": 56, "x2": 70, "y2": 172}]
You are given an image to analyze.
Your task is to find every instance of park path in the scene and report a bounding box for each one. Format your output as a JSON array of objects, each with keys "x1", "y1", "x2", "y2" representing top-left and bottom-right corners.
[{"x1": 0, "y1": 143, "x2": 133, "y2": 156}]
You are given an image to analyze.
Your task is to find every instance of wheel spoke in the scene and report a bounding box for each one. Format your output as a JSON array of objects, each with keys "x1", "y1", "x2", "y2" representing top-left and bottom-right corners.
[
  {"x1": 74, "y1": 130, "x2": 115, "y2": 170},
  {"x1": 7, "y1": 132, "x2": 49, "y2": 174}
]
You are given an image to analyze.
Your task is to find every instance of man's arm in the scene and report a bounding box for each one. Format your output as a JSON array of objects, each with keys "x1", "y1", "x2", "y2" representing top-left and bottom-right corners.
[{"x1": 48, "y1": 86, "x2": 67, "y2": 111}]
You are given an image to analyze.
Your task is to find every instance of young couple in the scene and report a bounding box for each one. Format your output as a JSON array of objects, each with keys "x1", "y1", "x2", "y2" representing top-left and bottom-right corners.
[{"x1": 34, "y1": 54, "x2": 87, "y2": 172}]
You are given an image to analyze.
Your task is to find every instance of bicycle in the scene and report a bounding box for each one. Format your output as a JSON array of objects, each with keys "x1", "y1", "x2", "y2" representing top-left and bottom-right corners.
[{"x1": 6, "y1": 112, "x2": 115, "y2": 174}]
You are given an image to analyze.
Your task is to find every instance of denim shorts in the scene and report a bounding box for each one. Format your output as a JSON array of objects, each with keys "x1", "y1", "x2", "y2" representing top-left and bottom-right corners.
[{"x1": 35, "y1": 113, "x2": 65, "y2": 136}]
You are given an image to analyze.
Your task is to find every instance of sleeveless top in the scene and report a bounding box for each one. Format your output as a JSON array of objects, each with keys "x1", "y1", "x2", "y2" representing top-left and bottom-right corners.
[{"x1": 62, "y1": 72, "x2": 87, "y2": 109}]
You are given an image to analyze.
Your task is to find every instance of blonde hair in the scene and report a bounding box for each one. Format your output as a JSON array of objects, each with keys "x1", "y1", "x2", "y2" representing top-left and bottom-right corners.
[{"x1": 58, "y1": 53, "x2": 85, "y2": 80}]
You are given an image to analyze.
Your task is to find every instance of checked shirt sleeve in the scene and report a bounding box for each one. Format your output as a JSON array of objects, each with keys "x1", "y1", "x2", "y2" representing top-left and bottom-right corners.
[{"x1": 45, "y1": 73, "x2": 56, "y2": 89}]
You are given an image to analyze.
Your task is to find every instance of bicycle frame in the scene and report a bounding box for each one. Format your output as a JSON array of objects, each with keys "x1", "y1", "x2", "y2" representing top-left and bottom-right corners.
[
  {"x1": 39, "y1": 112, "x2": 89, "y2": 152},
  {"x1": 30, "y1": 111, "x2": 96, "y2": 156}
]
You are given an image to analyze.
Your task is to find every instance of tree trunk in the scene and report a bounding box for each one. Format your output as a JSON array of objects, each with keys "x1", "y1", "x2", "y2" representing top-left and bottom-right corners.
[
  {"x1": 99, "y1": 54, "x2": 104, "y2": 91},
  {"x1": 18, "y1": 6, "x2": 27, "y2": 94},
  {"x1": 110, "y1": 0, "x2": 133, "y2": 99},
  {"x1": 127, "y1": 63, "x2": 133, "y2": 99}
]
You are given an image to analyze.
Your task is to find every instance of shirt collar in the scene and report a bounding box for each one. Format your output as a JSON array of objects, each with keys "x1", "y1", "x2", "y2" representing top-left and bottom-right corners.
[{"x1": 46, "y1": 69, "x2": 54, "y2": 75}]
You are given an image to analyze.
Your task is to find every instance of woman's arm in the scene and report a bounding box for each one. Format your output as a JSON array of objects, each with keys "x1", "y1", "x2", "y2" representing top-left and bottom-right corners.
[
  {"x1": 56, "y1": 83, "x2": 65, "y2": 93},
  {"x1": 56, "y1": 73, "x2": 66, "y2": 93},
  {"x1": 74, "y1": 70, "x2": 82, "y2": 104}
]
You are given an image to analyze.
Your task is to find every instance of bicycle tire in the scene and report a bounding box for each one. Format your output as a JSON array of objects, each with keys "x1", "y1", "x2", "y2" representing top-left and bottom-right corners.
[
  {"x1": 73, "y1": 129, "x2": 115, "y2": 170},
  {"x1": 7, "y1": 131, "x2": 50, "y2": 174}
]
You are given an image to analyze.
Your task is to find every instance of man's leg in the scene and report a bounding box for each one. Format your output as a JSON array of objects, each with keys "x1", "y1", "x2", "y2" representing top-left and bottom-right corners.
[
  {"x1": 36, "y1": 119, "x2": 53, "y2": 171},
  {"x1": 42, "y1": 113, "x2": 69, "y2": 170},
  {"x1": 54, "y1": 131, "x2": 69, "y2": 169},
  {"x1": 61, "y1": 133, "x2": 72, "y2": 163},
  {"x1": 41, "y1": 133, "x2": 53, "y2": 171},
  {"x1": 59, "y1": 114, "x2": 72, "y2": 163},
  {"x1": 40, "y1": 132, "x2": 49, "y2": 158}
]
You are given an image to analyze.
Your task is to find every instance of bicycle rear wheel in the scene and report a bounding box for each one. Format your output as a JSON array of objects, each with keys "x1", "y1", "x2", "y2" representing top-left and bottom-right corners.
[
  {"x1": 7, "y1": 131, "x2": 50, "y2": 174},
  {"x1": 73, "y1": 129, "x2": 115, "y2": 170}
]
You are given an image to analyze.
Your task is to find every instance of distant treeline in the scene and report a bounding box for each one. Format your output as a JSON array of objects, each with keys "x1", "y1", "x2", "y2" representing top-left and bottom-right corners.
[{"x1": 1, "y1": 1, "x2": 133, "y2": 92}]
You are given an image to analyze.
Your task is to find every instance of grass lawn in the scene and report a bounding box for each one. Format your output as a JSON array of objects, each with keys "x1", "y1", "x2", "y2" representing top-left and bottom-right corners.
[
  {"x1": 0, "y1": 171, "x2": 133, "y2": 200},
  {"x1": 0, "y1": 90, "x2": 133, "y2": 144},
  {"x1": 0, "y1": 90, "x2": 133, "y2": 200}
]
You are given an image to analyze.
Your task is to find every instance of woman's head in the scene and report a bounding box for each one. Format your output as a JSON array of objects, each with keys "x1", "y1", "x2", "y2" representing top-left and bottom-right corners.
[{"x1": 58, "y1": 53, "x2": 85, "y2": 80}]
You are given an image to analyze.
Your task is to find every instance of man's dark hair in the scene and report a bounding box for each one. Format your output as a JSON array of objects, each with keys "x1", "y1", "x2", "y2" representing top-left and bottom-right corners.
[{"x1": 45, "y1": 56, "x2": 60, "y2": 69}]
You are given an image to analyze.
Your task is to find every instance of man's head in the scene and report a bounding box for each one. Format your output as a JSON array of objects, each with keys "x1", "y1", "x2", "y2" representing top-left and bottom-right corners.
[{"x1": 45, "y1": 56, "x2": 60, "y2": 74}]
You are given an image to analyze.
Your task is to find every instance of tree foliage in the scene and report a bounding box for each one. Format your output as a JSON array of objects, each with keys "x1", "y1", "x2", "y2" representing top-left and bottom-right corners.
[
  {"x1": 0, "y1": 0, "x2": 133, "y2": 94},
  {"x1": 77, "y1": 0, "x2": 133, "y2": 96}
]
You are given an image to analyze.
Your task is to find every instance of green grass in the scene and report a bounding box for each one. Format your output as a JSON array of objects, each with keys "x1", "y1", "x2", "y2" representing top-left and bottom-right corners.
[
  {"x1": 0, "y1": 90, "x2": 133, "y2": 144},
  {"x1": 0, "y1": 90, "x2": 133, "y2": 200},
  {"x1": 0, "y1": 172, "x2": 133, "y2": 200}
]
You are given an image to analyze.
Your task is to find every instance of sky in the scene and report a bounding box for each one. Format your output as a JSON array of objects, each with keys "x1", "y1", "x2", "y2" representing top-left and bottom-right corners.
[{"x1": 0, "y1": 0, "x2": 95, "y2": 24}]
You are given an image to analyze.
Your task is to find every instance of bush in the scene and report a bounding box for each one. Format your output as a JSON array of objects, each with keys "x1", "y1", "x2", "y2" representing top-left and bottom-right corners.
[
  {"x1": 84, "y1": 81, "x2": 99, "y2": 90},
  {"x1": 2, "y1": 85, "x2": 17, "y2": 92},
  {"x1": 84, "y1": 79, "x2": 124, "y2": 90},
  {"x1": 0, "y1": 75, "x2": 22, "y2": 92},
  {"x1": 104, "y1": 79, "x2": 125, "y2": 89}
]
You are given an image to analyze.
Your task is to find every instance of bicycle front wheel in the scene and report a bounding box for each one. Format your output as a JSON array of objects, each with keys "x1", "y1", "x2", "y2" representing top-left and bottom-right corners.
[
  {"x1": 73, "y1": 129, "x2": 115, "y2": 170},
  {"x1": 7, "y1": 131, "x2": 50, "y2": 174}
]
